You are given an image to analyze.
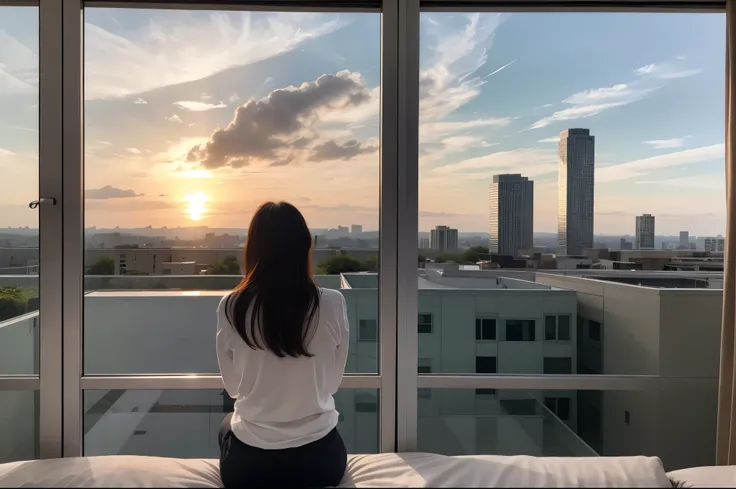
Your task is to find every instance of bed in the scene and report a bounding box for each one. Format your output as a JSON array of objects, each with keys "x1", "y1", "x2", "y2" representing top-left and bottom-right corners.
[{"x1": 0, "y1": 452, "x2": 681, "y2": 487}]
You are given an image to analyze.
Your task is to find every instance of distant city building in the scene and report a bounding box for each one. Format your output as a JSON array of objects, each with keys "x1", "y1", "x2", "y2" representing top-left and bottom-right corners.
[
  {"x1": 419, "y1": 237, "x2": 430, "y2": 249},
  {"x1": 620, "y1": 238, "x2": 633, "y2": 250},
  {"x1": 350, "y1": 224, "x2": 363, "y2": 235},
  {"x1": 558, "y1": 129, "x2": 595, "y2": 256},
  {"x1": 679, "y1": 231, "x2": 690, "y2": 249},
  {"x1": 488, "y1": 174, "x2": 534, "y2": 257},
  {"x1": 635, "y1": 214, "x2": 655, "y2": 250},
  {"x1": 698, "y1": 236, "x2": 726, "y2": 253},
  {"x1": 430, "y1": 226, "x2": 459, "y2": 253}
]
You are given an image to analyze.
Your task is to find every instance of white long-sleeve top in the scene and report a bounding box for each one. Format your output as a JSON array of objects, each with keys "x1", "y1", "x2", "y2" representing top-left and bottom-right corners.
[{"x1": 216, "y1": 287, "x2": 349, "y2": 450}]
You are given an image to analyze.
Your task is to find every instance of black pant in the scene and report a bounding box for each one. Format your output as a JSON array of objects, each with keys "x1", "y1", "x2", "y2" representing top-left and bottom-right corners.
[{"x1": 218, "y1": 412, "x2": 347, "y2": 488}]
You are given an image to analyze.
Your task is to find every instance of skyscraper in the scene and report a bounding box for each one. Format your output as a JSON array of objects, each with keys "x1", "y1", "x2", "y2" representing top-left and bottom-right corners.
[
  {"x1": 679, "y1": 231, "x2": 689, "y2": 249},
  {"x1": 558, "y1": 129, "x2": 595, "y2": 256},
  {"x1": 350, "y1": 224, "x2": 363, "y2": 235},
  {"x1": 430, "y1": 225, "x2": 459, "y2": 253},
  {"x1": 488, "y1": 174, "x2": 534, "y2": 256},
  {"x1": 635, "y1": 214, "x2": 655, "y2": 249}
]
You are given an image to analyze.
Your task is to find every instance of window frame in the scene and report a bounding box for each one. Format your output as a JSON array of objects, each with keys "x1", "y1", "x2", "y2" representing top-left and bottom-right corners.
[
  {"x1": 1, "y1": 0, "x2": 726, "y2": 459},
  {"x1": 475, "y1": 316, "x2": 497, "y2": 341}
]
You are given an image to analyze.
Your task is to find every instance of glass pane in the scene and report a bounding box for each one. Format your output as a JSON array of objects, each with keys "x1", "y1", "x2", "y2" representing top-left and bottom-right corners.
[
  {"x1": 0, "y1": 6, "x2": 39, "y2": 375},
  {"x1": 558, "y1": 315, "x2": 571, "y2": 341},
  {"x1": 83, "y1": 389, "x2": 379, "y2": 456},
  {"x1": 417, "y1": 386, "x2": 717, "y2": 471},
  {"x1": 544, "y1": 316, "x2": 556, "y2": 340},
  {"x1": 83, "y1": 9, "x2": 380, "y2": 374},
  {"x1": 418, "y1": 12, "x2": 725, "y2": 374},
  {"x1": 0, "y1": 390, "x2": 38, "y2": 463}
]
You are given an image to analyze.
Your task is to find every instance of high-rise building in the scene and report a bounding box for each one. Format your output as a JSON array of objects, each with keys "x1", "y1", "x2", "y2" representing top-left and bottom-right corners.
[
  {"x1": 430, "y1": 225, "x2": 458, "y2": 253},
  {"x1": 351, "y1": 224, "x2": 363, "y2": 235},
  {"x1": 488, "y1": 174, "x2": 534, "y2": 256},
  {"x1": 418, "y1": 237, "x2": 430, "y2": 249},
  {"x1": 679, "y1": 231, "x2": 689, "y2": 249},
  {"x1": 635, "y1": 214, "x2": 656, "y2": 249},
  {"x1": 558, "y1": 129, "x2": 595, "y2": 256}
]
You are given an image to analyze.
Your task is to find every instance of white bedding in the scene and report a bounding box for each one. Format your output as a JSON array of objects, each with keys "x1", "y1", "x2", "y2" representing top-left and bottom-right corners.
[
  {"x1": 667, "y1": 466, "x2": 736, "y2": 487},
  {"x1": 0, "y1": 453, "x2": 672, "y2": 488}
]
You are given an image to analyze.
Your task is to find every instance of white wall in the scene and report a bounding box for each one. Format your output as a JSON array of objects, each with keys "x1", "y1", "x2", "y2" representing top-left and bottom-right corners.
[{"x1": 534, "y1": 273, "x2": 721, "y2": 470}]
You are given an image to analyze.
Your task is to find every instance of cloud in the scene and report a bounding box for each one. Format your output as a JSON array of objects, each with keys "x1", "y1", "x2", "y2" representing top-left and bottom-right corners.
[
  {"x1": 0, "y1": 29, "x2": 38, "y2": 96},
  {"x1": 419, "y1": 13, "x2": 506, "y2": 122},
  {"x1": 635, "y1": 173, "x2": 724, "y2": 190},
  {"x1": 134, "y1": 98, "x2": 147, "y2": 105},
  {"x1": 538, "y1": 137, "x2": 559, "y2": 143},
  {"x1": 174, "y1": 101, "x2": 227, "y2": 111},
  {"x1": 432, "y1": 148, "x2": 557, "y2": 177},
  {"x1": 167, "y1": 115, "x2": 183, "y2": 123},
  {"x1": 597, "y1": 144, "x2": 724, "y2": 182},
  {"x1": 0, "y1": 147, "x2": 17, "y2": 157},
  {"x1": 635, "y1": 62, "x2": 701, "y2": 80},
  {"x1": 84, "y1": 12, "x2": 343, "y2": 99},
  {"x1": 642, "y1": 138, "x2": 687, "y2": 149},
  {"x1": 530, "y1": 83, "x2": 650, "y2": 129},
  {"x1": 483, "y1": 58, "x2": 517, "y2": 79},
  {"x1": 187, "y1": 71, "x2": 373, "y2": 169},
  {"x1": 86, "y1": 185, "x2": 144, "y2": 199},
  {"x1": 127, "y1": 148, "x2": 142, "y2": 154},
  {"x1": 309, "y1": 140, "x2": 377, "y2": 161},
  {"x1": 228, "y1": 93, "x2": 240, "y2": 103},
  {"x1": 421, "y1": 118, "x2": 511, "y2": 140}
]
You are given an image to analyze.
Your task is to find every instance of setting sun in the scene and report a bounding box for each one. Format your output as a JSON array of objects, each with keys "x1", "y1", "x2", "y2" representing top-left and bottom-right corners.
[{"x1": 183, "y1": 193, "x2": 208, "y2": 221}]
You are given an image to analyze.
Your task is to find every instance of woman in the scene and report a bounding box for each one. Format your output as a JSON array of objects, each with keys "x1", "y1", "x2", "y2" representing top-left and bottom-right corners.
[{"x1": 216, "y1": 201, "x2": 349, "y2": 488}]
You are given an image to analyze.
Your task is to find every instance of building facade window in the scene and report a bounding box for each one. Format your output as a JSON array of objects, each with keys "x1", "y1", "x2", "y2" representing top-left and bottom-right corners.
[
  {"x1": 544, "y1": 315, "x2": 571, "y2": 341},
  {"x1": 589, "y1": 320, "x2": 602, "y2": 342},
  {"x1": 544, "y1": 397, "x2": 571, "y2": 421},
  {"x1": 505, "y1": 319, "x2": 535, "y2": 341},
  {"x1": 418, "y1": 313, "x2": 433, "y2": 334},
  {"x1": 475, "y1": 356, "x2": 497, "y2": 396},
  {"x1": 358, "y1": 319, "x2": 377, "y2": 341},
  {"x1": 543, "y1": 357, "x2": 573, "y2": 374},
  {"x1": 475, "y1": 317, "x2": 496, "y2": 340}
]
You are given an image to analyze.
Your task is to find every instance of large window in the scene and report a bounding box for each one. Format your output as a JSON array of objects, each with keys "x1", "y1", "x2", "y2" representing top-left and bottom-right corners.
[
  {"x1": 414, "y1": 10, "x2": 724, "y2": 468},
  {"x1": 0, "y1": 4, "x2": 39, "y2": 463},
  {"x1": 82, "y1": 7, "x2": 381, "y2": 376},
  {"x1": 0, "y1": 1, "x2": 728, "y2": 469}
]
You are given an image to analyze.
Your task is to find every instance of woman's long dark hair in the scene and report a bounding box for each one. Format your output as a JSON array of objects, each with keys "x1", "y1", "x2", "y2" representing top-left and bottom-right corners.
[{"x1": 225, "y1": 201, "x2": 320, "y2": 358}]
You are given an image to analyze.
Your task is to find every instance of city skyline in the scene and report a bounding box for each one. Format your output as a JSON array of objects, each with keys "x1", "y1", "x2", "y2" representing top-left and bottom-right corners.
[{"x1": 0, "y1": 9, "x2": 727, "y2": 235}]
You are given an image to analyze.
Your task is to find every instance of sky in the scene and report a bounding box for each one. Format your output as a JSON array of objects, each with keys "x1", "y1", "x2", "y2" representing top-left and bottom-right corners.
[{"x1": 0, "y1": 7, "x2": 727, "y2": 235}]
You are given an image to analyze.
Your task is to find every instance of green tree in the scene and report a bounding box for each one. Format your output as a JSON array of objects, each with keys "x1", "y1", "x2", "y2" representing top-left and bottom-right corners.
[
  {"x1": 434, "y1": 253, "x2": 461, "y2": 263},
  {"x1": 461, "y1": 246, "x2": 490, "y2": 264},
  {"x1": 87, "y1": 256, "x2": 115, "y2": 275},
  {"x1": 0, "y1": 286, "x2": 27, "y2": 322},
  {"x1": 363, "y1": 255, "x2": 378, "y2": 272},
  {"x1": 315, "y1": 255, "x2": 367, "y2": 275},
  {"x1": 205, "y1": 255, "x2": 241, "y2": 275}
]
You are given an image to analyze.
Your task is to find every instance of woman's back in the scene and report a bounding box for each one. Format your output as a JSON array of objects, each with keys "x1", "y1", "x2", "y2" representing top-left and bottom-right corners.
[{"x1": 216, "y1": 287, "x2": 349, "y2": 449}]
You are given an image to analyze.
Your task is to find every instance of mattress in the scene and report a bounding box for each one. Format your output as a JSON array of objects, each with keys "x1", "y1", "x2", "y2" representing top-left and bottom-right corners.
[
  {"x1": 0, "y1": 453, "x2": 672, "y2": 487},
  {"x1": 667, "y1": 466, "x2": 736, "y2": 487}
]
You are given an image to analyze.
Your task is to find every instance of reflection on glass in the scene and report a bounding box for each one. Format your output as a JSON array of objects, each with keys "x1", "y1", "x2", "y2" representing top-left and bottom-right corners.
[
  {"x1": 83, "y1": 389, "x2": 379, "y2": 457},
  {"x1": 417, "y1": 387, "x2": 717, "y2": 471},
  {"x1": 0, "y1": 391, "x2": 38, "y2": 463},
  {"x1": 418, "y1": 12, "x2": 725, "y2": 374},
  {"x1": 0, "y1": 6, "x2": 40, "y2": 375},
  {"x1": 82, "y1": 9, "x2": 380, "y2": 374}
]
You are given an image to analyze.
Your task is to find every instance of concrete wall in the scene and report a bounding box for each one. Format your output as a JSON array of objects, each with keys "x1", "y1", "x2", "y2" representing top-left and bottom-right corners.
[{"x1": 534, "y1": 273, "x2": 722, "y2": 471}]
